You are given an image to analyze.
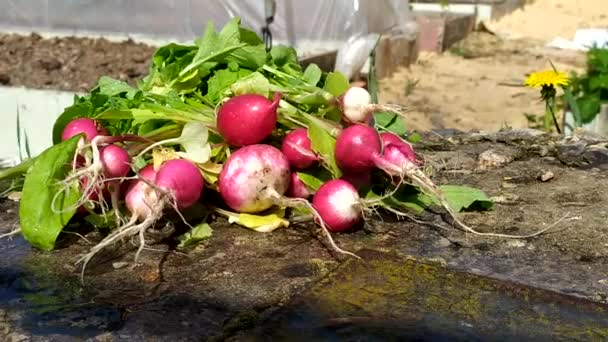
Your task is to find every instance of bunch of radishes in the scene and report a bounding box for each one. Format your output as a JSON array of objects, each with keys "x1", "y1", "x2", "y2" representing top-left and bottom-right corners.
[
  {"x1": 209, "y1": 86, "x2": 431, "y2": 257},
  {"x1": 55, "y1": 116, "x2": 206, "y2": 272}
]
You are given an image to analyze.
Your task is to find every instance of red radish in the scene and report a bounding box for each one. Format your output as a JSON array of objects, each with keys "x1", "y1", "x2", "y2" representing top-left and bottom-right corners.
[
  {"x1": 61, "y1": 118, "x2": 107, "y2": 142},
  {"x1": 218, "y1": 144, "x2": 290, "y2": 213},
  {"x1": 334, "y1": 124, "x2": 388, "y2": 174},
  {"x1": 77, "y1": 159, "x2": 205, "y2": 277},
  {"x1": 340, "y1": 172, "x2": 372, "y2": 192},
  {"x1": 382, "y1": 144, "x2": 419, "y2": 173},
  {"x1": 286, "y1": 172, "x2": 313, "y2": 199},
  {"x1": 380, "y1": 132, "x2": 417, "y2": 165},
  {"x1": 281, "y1": 128, "x2": 318, "y2": 169},
  {"x1": 312, "y1": 179, "x2": 362, "y2": 232},
  {"x1": 154, "y1": 159, "x2": 204, "y2": 209},
  {"x1": 100, "y1": 144, "x2": 131, "y2": 179},
  {"x1": 216, "y1": 92, "x2": 281, "y2": 146},
  {"x1": 124, "y1": 164, "x2": 158, "y2": 219}
]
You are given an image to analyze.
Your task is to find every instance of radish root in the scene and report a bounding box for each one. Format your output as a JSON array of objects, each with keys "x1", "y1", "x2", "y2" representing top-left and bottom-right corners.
[
  {"x1": 75, "y1": 177, "x2": 174, "y2": 283},
  {"x1": 0, "y1": 228, "x2": 21, "y2": 239},
  {"x1": 267, "y1": 191, "x2": 361, "y2": 260}
]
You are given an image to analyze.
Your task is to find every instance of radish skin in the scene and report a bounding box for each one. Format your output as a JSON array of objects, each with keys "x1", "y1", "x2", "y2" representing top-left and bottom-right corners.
[
  {"x1": 217, "y1": 93, "x2": 281, "y2": 146},
  {"x1": 218, "y1": 144, "x2": 290, "y2": 213},
  {"x1": 287, "y1": 172, "x2": 314, "y2": 199},
  {"x1": 312, "y1": 179, "x2": 362, "y2": 232},
  {"x1": 281, "y1": 128, "x2": 318, "y2": 169},
  {"x1": 61, "y1": 118, "x2": 107, "y2": 143}
]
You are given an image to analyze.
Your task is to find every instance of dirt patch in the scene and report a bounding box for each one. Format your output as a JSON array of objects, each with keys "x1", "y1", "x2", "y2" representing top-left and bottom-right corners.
[{"x1": 0, "y1": 33, "x2": 155, "y2": 92}]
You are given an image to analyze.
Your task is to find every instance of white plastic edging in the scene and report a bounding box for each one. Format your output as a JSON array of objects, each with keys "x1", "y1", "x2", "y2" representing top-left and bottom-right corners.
[
  {"x1": 0, "y1": 86, "x2": 79, "y2": 167},
  {"x1": 410, "y1": 3, "x2": 493, "y2": 24}
]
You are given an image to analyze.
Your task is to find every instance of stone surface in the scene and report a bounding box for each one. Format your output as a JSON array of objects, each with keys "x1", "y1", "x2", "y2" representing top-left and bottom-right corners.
[{"x1": 2, "y1": 128, "x2": 608, "y2": 339}]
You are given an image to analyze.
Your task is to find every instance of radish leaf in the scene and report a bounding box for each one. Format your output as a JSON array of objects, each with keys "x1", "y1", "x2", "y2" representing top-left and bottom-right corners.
[
  {"x1": 175, "y1": 122, "x2": 212, "y2": 163},
  {"x1": 19, "y1": 135, "x2": 82, "y2": 251},
  {"x1": 303, "y1": 64, "x2": 322, "y2": 86},
  {"x1": 297, "y1": 168, "x2": 332, "y2": 191},
  {"x1": 323, "y1": 72, "x2": 350, "y2": 97},
  {"x1": 177, "y1": 222, "x2": 213, "y2": 249},
  {"x1": 307, "y1": 118, "x2": 342, "y2": 178},
  {"x1": 437, "y1": 185, "x2": 494, "y2": 212}
]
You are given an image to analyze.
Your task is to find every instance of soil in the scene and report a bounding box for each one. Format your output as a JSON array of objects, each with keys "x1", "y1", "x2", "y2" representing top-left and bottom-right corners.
[
  {"x1": 2, "y1": 128, "x2": 608, "y2": 340},
  {"x1": 0, "y1": 33, "x2": 155, "y2": 92}
]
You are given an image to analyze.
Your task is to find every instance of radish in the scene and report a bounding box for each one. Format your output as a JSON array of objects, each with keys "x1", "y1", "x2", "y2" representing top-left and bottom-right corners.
[
  {"x1": 281, "y1": 128, "x2": 318, "y2": 169},
  {"x1": 61, "y1": 118, "x2": 107, "y2": 143},
  {"x1": 340, "y1": 172, "x2": 372, "y2": 192},
  {"x1": 339, "y1": 87, "x2": 372, "y2": 123},
  {"x1": 334, "y1": 124, "x2": 387, "y2": 174},
  {"x1": 217, "y1": 144, "x2": 359, "y2": 259},
  {"x1": 218, "y1": 144, "x2": 291, "y2": 213},
  {"x1": 312, "y1": 179, "x2": 362, "y2": 233},
  {"x1": 56, "y1": 142, "x2": 133, "y2": 218},
  {"x1": 286, "y1": 172, "x2": 313, "y2": 199},
  {"x1": 124, "y1": 164, "x2": 158, "y2": 219},
  {"x1": 337, "y1": 87, "x2": 406, "y2": 124},
  {"x1": 380, "y1": 132, "x2": 417, "y2": 164},
  {"x1": 216, "y1": 92, "x2": 281, "y2": 146},
  {"x1": 76, "y1": 159, "x2": 204, "y2": 279},
  {"x1": 334, "y1": 124, "x2": 553, "y2": 239},
  {"x1": 100, "y1": 144, "x2": 131, "y2": 179}
]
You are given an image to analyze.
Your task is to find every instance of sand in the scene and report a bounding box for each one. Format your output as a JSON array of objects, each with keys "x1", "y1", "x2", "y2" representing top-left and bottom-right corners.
[
  {"x1": 378, "y1": 0, "x2": 602, "y2": 133},
  {"x1": 485, "y1": 0, "x2": 608, "y2": 43}
]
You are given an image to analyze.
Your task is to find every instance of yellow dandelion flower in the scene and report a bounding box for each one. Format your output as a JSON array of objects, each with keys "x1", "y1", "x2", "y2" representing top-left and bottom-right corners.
[{"x1": 524, "y1": 70, "x2": 569, "y2": 88}]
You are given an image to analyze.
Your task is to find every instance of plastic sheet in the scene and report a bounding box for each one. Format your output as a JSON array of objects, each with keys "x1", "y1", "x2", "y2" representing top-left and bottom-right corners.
[{"x1": 0, "y1": 0, "x2": 417, "y2": 52}]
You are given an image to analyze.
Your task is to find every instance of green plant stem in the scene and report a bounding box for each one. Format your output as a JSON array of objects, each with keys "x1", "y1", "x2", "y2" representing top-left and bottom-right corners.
[
  {"x1": 546, "y1": 98, "x2": 561, "y2": 134},
  {"x1": 0, "y1": 158, "x2": 34, "y2": 180}
]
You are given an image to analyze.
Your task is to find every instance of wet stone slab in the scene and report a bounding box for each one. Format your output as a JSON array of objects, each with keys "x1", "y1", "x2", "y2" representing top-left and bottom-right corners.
[{"x1": 2, "y1": 128, "x2": 608, "y2": 340}]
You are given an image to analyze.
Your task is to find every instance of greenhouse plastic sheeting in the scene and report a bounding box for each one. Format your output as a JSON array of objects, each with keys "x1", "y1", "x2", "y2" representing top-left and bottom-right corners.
[{"x1": 0, "y1": 0, "x2": 417, "y2": 50}]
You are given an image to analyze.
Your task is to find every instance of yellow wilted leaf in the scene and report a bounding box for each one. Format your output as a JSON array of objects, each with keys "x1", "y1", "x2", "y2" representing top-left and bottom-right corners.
[
  {"x1": 152, "y1": 148, "x2": 180, "y2": 170},
  {"x1": 197, "y1": 161, "x2": 223, "y2": 186},
  {"x1": 216, "y1": 207, "x2": 289, "y2": 233}
]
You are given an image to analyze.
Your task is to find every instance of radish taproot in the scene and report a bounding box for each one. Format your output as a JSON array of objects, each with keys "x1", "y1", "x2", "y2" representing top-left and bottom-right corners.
[
  {"x1": 281, "y1": 128, "x2": 318, "y2": 169},
  {"x1": 217, "y1": 93, "x2": 281, "y2": 146},
  {"x1": 76, "y1": 159, "x2": 204, "y2": 280}
]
